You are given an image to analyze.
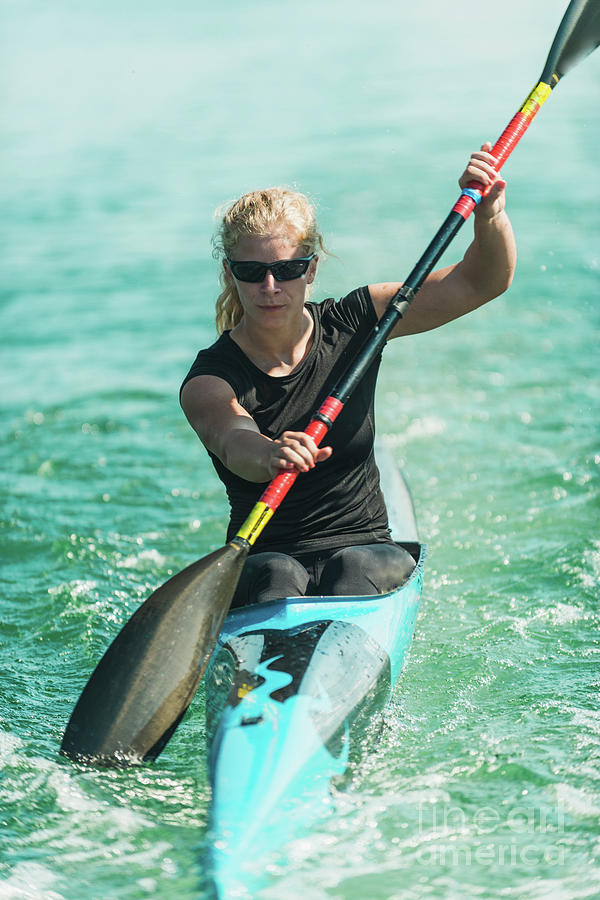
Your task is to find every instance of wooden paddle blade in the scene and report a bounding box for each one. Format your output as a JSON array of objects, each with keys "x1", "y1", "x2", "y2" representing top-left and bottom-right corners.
[
  {"x1": 60, "y1": 539, "x2": 249, "y2": 765},
  {"x1": 541, "y1": 0, "x2": 600, "y2": 84}
]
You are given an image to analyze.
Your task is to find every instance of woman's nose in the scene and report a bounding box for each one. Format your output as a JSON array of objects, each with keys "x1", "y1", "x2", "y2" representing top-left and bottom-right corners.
[{"x1": 261, "y1": 269, "x2": 279, "y2": 289}]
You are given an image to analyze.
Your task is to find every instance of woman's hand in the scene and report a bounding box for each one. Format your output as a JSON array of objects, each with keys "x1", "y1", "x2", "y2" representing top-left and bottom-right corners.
[
  {"x1": 459, "y1": 141, "x2": 506, "y2": 220},
  {"x1": 268, "y1": 431, "x2": 332, "y2": 477}
]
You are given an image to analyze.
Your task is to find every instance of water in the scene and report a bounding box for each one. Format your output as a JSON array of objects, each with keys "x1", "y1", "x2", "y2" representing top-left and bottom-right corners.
[{"x1": 1, "y1": 0, "x2": 599, "y2": 896}]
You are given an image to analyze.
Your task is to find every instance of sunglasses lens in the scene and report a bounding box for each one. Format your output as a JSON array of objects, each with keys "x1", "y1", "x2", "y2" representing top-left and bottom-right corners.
[
  {"x1": 230, "y1": 261, "x2": 268, "y2": 282},
  {"x1": 271, "y1": 259, "x2": 310, "y2": 281}
]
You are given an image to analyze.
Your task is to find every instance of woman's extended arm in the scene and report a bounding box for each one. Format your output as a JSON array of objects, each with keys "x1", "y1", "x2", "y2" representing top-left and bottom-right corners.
[
  {"x1": 180, "y1": 375, "x2": 331, "y2": 482},
  {"x1": 368, "y1": 143, "x2": 517, "y2": 337}
]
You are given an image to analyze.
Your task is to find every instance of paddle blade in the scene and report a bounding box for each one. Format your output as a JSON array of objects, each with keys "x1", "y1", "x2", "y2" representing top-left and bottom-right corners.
[
  {"x1": 541, "y1": 0, "x2": 600, "y2": 85},
  {"x1": 60, "y1": 539, "x2": 248, "y2": 765}
]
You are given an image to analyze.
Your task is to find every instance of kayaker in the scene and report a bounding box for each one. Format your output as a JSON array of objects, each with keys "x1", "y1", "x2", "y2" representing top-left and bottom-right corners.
[{"x1": 180, "y1": 144, "x2": 516, "y2": 607}]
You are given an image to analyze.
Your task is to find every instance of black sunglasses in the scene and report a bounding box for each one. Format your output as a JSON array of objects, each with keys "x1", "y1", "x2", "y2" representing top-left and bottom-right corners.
[{"x1": 226, "y1": 254, "x2": 315, "y2": 283}]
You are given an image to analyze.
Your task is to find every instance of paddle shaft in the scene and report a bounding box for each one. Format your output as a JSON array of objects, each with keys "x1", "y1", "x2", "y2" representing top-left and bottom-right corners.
[
  {"x1": 236, "y1": 0, "x2": 600, "y2": 548},
  {"x1": 235, "y1": 84, "x2": 554, "y2": 547}
]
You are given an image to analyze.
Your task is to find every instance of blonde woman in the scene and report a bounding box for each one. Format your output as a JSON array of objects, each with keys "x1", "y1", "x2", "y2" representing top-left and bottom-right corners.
[{"x1": 180, "y1": 145, "x2": 516, "y2": 607}]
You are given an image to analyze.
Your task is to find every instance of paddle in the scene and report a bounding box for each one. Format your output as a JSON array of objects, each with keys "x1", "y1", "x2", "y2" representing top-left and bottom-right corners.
[{"x1": 61, "y1": 0, "x2": 600, "y2": 765}]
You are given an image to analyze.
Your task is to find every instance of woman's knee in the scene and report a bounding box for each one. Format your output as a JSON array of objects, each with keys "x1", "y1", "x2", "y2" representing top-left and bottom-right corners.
[
  {"x1": 232, "y1": 552, "x2": 309, "y2": 607},
  {"x1": 260, "y1": 553, "x2": 309, "y2": 588},
  {"x1": 319, "y1": 544, "x2": 415, "y2": 596}
]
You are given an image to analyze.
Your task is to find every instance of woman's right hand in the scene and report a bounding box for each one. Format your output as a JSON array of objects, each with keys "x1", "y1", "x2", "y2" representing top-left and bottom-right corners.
[
  {"x1": 181, "y1": 375, "x2": 333, "y2": 482},
  {"x1": 268, "y1": 431, "x2": 333, "y2": 477}
]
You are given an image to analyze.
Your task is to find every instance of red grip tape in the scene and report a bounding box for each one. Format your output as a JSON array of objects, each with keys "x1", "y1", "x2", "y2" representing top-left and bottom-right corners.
[
  {"x1": 318, "y1": 395, "x2": 344, "y2": 423},
  {"x1": 305, "y1": 396, "x2": 344, "y2": 445},
  {"x1": 260, "y1": 470, "x2": 297, "y2": 510},
  {"x1": 491, "y1": 111, "x2": 532, "y2": 168},
  {"x1": 259, "y1": 396, "x2": 344, "y2": 511},
  {"x1": 452, "y1": 193, "x2": 477, "y2": 219},
  {"x1": 304, "y1": 420, "x2": 328, "y2": 444},
  {"x1": 452, "y1": 108, "x2": 537, "y2": 221}
]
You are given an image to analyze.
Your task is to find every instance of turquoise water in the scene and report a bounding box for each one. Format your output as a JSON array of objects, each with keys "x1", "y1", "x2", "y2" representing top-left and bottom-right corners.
[{"x1": 1, "y1": 0, "x2": 599, "y2": 897}]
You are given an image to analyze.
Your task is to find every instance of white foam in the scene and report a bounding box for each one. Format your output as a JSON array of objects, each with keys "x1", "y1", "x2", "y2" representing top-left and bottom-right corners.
[
  {"x1": 380, "y1": 416, "x2": 447, "y2": 446},
  {"x1": 0, "y1": 731, "x2": 22, "y2": 765},
  {"x1": 0, "y1": 862, "x2": 63, "y2": 899},
  {"x1": 47, "y1": 579, "x2": 98, "y2": 601},
  {"x1": 555, "y1": 783, "x2": 600, "y2": 819},
  {"x1": 118, "y1": 548, "x2": 166, "y2": 570}
]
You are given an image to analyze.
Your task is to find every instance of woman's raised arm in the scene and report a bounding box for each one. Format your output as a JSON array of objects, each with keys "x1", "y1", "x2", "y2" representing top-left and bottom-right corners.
[{"x1": 369, "y1": 142, "x2": 517, "y2": 337}]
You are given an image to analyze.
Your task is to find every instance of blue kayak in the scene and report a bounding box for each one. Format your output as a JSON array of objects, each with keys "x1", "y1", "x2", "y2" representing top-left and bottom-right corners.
[{"x1": 204, "y1": 446, "x2": 426, "y2": 897}]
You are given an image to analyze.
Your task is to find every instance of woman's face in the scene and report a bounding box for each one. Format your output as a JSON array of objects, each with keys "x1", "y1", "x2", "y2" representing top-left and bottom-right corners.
[{"x1": 224, "y1": 228, "x2": 317, "y2": 332}]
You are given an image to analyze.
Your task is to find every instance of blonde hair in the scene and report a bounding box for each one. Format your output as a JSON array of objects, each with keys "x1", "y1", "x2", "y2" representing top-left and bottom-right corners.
[{"x1": 212, "y1": 187, "x2": 326, "y2": 334}]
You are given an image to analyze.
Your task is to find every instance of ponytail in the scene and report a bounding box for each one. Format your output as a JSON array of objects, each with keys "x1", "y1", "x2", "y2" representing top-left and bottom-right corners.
[{"x1": 215, "y1": 281, "x2": 243, "y2": 334}]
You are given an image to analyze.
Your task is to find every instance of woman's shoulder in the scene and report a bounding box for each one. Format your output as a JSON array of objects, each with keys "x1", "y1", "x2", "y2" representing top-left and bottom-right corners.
[
  {"x1": 312, "y1": 285, "x2": 376, "y2": 332},
  {"x1": 191, "y1": 331, "x2": 234, "y2": 359},
  {"x1": 184, "y1": 332, "x2": 237, "y2": 373},
  {"x1": 180, "y1": 332, "x2": 248, "y2": 399}
]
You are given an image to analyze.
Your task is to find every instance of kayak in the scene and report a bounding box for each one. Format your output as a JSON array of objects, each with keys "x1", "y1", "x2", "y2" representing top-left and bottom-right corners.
[{"x1": 203, "y1": 445, "x2": 426, "y2": 897}]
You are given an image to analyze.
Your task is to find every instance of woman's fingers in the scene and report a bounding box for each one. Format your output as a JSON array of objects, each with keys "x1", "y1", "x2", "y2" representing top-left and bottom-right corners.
[
  {"x1": 271, "y1": 432, "x2": 332, "y2": 474},
  {"x1": 459, "y1": 153, "x2": 499, "y2": 189},
  {"x1": 315, "y1": 446, "x2": 333, "y2": 463},
  {"x1": 457, "y1": 142, "x2": 507, "y2": 218}
]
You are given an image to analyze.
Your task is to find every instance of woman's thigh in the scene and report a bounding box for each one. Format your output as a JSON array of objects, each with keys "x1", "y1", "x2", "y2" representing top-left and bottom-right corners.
[
  {"x1": 231, "y1": 551, "x2": 310, "y2": 608},
  {"x1": 318, "y1": 543, "x2": 416, "y2": 596}
]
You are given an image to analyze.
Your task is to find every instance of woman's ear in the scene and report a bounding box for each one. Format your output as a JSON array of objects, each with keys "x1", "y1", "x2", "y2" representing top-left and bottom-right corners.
[{"x1": 306, "y1": 255, "x2": 318, "y2": 284}]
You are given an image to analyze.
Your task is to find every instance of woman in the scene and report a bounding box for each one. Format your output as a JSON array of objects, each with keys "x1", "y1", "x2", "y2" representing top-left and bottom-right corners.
[{"x1": 180, "y1": 144, "x2": 516, "y2": 607}]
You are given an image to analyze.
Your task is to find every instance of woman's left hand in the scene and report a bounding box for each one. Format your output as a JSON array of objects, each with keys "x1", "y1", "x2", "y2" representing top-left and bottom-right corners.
[{"x1": 459, "y1": 141, "x2": 506, "y2": 220}]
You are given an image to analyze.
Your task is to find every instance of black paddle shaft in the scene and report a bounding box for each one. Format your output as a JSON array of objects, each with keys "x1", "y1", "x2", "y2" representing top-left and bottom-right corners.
[{"x1": 331, "y1": 210, "x2": 465, "y2": 404}]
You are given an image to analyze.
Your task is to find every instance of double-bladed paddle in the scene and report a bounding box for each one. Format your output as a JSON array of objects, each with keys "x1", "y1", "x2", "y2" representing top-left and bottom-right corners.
[{"x1": 61, "y1": 0, "x2": 600, "y2": 765}]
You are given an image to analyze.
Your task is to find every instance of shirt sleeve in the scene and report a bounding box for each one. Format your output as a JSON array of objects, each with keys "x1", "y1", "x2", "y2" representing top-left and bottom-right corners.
[
  {"x1": 321, "y1": 286, "x2": 377, "y2": 335},
  {"x1": 179, "y1": 337, "x2": 246, "y2": 402}
]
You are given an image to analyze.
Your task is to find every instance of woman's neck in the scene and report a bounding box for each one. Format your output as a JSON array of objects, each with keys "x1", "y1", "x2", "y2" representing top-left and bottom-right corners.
[{"x1": 230, "y1": 307, "x2": 314, "y2": 377}]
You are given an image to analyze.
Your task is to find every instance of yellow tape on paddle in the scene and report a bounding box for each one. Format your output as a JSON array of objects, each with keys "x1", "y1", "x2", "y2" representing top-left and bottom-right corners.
[
  {"x1": 236, "y1": 501, "x2": 274, "y2": 546},
  {"x1": 520, "y1": 81, "x2": 552, "y2": 116}
]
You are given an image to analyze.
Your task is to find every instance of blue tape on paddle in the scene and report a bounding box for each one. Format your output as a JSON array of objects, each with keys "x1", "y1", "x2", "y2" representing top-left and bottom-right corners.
[{"x1": 461, "y1": 188, "x2": 483, "y2": 205}]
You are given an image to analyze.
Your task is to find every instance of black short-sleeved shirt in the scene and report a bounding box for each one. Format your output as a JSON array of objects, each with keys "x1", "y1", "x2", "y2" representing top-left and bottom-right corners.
[{"x1": 180, "y1": 286, "x2": 392, "y2": 555}]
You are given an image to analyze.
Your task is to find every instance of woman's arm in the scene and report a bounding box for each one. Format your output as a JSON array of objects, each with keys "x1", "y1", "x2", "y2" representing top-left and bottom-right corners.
[
  {"x1": 180, "y1": 375, "x2": 332, "y2": 482},
  {"x1": 368, "y1": 143, "x2": 517, "y2": 337}
]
